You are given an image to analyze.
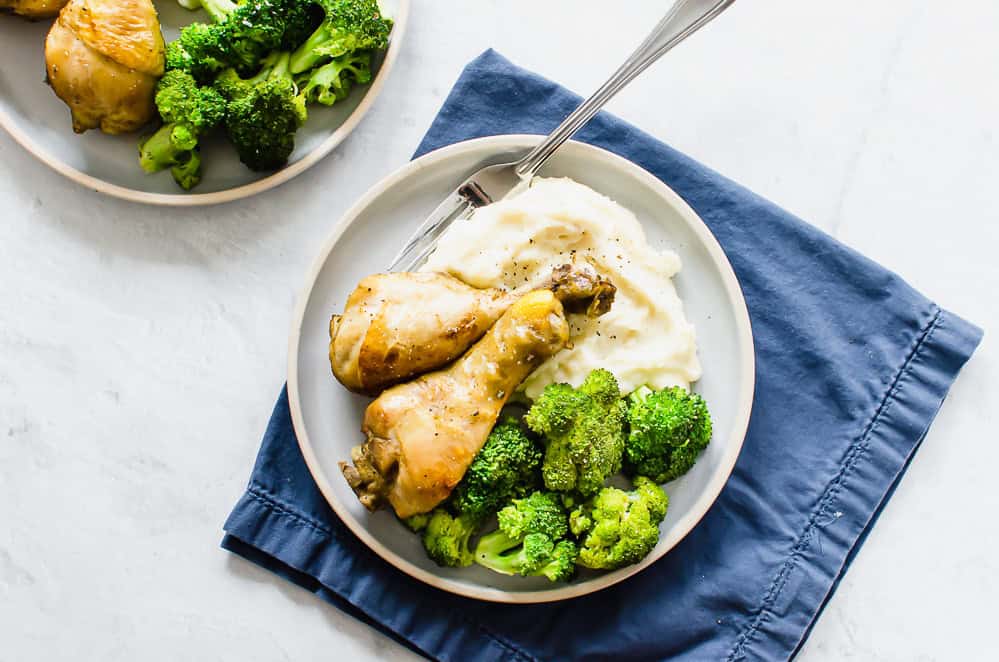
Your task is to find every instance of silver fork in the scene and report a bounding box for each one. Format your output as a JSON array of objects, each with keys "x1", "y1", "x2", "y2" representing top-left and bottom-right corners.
[{"x1": 389, "y1": 0, "x2": 737, "y2": 272}]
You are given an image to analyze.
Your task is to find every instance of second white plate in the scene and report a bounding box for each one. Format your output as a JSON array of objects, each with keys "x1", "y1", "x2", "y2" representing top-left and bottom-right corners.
[{"x1": 0, "y1": 0, "x2": 409, "y2": 205}]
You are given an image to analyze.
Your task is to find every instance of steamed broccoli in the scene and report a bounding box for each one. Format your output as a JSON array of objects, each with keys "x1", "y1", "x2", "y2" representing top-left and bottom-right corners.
[
  {"x1": 525, "y1": 369, "x2": 626, "y2": 497},
  {"x1": 402, "y1": 512, "x2": 430, "y2": 533},
  {"x1": 177, "y1": 0, "x2": 238, "y2": 24},
  {"x1": 215, "y1": 51, "x2": 307, "y2": 171},
  {"x1": 281, "y1": 0, "x2": 322, "y2": 51},
  {"x1": 165, "y1": 23, "x2": 230, "y2": 83},
  {"x1": 138, "y1": 70, "x2": 227, "y2": 189},
  {"x1": 449, "y1": 417, "x2": 542, "y2": 524},
  {"x1": 218, "y1": 0, "x2": 289, "y2": 71},
  {"x1": 569, "y1": 477, "x2": 669, "y2": 570},
  {"x1": 476, "y1": 534, "x2": 578, "y2": 583},
  {"x1": 289, "y1": 0, "x2": 392, "y2": 74},
  {"x1": 169, "y1": 0, "x2": 299, "y2": 79},
  {"x1": 298, "y1": 50, "x2": 372, "y2": 106},
  {"x1": 419, "y1": 509, "x2": 477, "y2": 568},
  {"x1": 169, "y1": 150, "x2": 204, "y2": 191},
  {"x1": 474, "y1": 492, "x2": 576, "y2": 582},
  {"x1": 624, "y1": 386, "x2": 713, "y2": 483}
]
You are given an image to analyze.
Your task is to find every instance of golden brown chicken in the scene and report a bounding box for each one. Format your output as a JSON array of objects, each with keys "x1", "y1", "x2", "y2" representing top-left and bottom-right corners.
[
  {"x1": 329, "y1": 263, "x2": 615, "y2": 395},
  {"x1": 44, "y1": 0, "x2": 164, "y2": 134},
  {"x1": 341, "y1": 289, "x2": 577, "y2": 518},
  {"x1": 330, "y1": 272, "x2": 515, "y2": 396},
  {"x1": 1, "y1": 0, "x2": 67, "y2": 19}
]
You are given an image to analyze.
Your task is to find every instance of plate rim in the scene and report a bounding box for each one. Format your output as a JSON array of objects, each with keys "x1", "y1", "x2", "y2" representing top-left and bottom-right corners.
[
  {"x1": 0, "y1": 0, "x2": 410, "y2": 207},
  {"x1": 287, "y1": 134, "x2": 756, "y2": 603}
]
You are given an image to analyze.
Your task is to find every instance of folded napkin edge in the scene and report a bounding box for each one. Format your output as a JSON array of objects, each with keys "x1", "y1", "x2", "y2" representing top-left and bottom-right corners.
[
  {"x1": 222, "y1": 484, "x2": 536, "y2": 662},
  {"x1": 730, "y1": 306, "x2": 981, "y2": 660}
]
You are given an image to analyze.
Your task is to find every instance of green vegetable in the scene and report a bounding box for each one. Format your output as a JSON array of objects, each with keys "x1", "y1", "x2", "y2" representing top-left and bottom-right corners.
[
  {"x1": 525, "y1": 368, "x2": 626, "y2": 497},
  {"x1": 298, "y1": 50, "x2": 372, "y2": 106},
  {"x1": 165, "y1": 23, "x2": 230, "y2": 83},
  {"x1": 402, "y1": 512, "x2": 430, "y2": 533},
  {"x1": 289, "y1": 0, "x2": 392, "y2": 74},
  {"x1": 169, "y1": 0, "x2": 305, "y2": 81},
  {"x1": 138, "y1": 70, "x2": 227, "y2": 190},
  {"x1": 569, "y1": 476, "x2": 668, "y2": 570},
  {"x1": 157, "y1": 0, "x2": 390, "y2": 188},
  {"x1": 419, "y1": 509, "x2": 477, "y2": 568},
  {"x1": 624, "y1": 386, "x2": 712, "y2": 483},
  {"x1": 476, "y1": 534, "x2": 578, "y2": 583},
  {"x1": 199, "y1": 0, "x2": 282, "y2": 65},
  {"x1": 215, "y1": 52, "x2": 308, "y2": 171},
  {"x1": 474, "y1": 492, "x2": 577, "y2": 582},
  {"x1": 449, "y1": 417, "x2": 543, "y2": 524},
  {"x1": 169, "y1": 150, "x2": 204, "y2": 191},
  {"x1": 281, "y1": 0, "x2": 322, "y2": 51}
]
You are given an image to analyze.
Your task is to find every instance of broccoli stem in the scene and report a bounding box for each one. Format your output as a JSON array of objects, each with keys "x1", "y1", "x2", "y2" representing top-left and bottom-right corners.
[
  {"x1": 626, "y1": 385, "x2": 654, "y2": 407},
  {"x1": 170, "y1": 151, "x2": 203, "y2": 191},
  {"x1": 473, "y1": 530, "x2": 522, "y2": 576},
  {"x1": 139, "y1": 123, "x2": 204, "y2": 189},
  {"x1": 138, "y1": 123, "x2": 188, "y2": 173},
  {"x1": 198, "y1": 0, "x2": 237, "y2": 24},
  {"x1": 288, "y1": 24, "x2": 332, "y2": 74},
  {"x1": 251, "y1": 51, "x2": 293, "y2": 83}
]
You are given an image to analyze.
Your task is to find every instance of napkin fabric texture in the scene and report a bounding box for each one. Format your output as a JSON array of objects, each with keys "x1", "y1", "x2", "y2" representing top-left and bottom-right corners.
[{"x1": 222, "y1": 50, "x2": 982, "y2": 661}]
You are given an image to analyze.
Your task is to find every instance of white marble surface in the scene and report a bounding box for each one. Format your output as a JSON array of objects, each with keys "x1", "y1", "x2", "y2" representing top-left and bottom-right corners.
[{"x1": 1, "y1": 1, "x2": 996, "y2": 660}]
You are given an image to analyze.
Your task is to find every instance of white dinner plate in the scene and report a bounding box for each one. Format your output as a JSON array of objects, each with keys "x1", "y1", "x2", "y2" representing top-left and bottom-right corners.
[
  {"x1": 0, "y1": 0, "x2": 408, "y2": 206},
  {"x1": 288, "y1": 135, "x2": 755, "y2": 603}
]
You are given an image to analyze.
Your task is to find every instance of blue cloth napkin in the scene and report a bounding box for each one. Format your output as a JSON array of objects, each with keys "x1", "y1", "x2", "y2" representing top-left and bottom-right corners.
[{"x1": 222, "y1": 50, "x2": 982, "y2": 661}]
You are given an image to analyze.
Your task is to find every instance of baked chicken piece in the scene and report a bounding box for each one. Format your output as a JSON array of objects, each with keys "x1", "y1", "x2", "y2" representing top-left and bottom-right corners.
[
  {"x1": 330, "y1": 272, "x2": 515, "y2": 396},
  {"x1": 1, "y1": 0, "x2": 67, "y2": 19},
  {"x1": 341, "y1": 289, "x2": 579, "y2": 518},
  {"x1": 329, "y1": 263, "x2": 615, "y2": 395},
  {"x1": 44, "y1": 0, "x2": 164, "y2": 134}
]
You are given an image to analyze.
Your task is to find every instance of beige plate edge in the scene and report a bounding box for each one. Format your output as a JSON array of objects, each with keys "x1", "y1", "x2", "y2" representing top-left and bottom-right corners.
[
  {"x1": 287, "y1": 135, "x2": 757, "y2": 603},
  {"x1": 0, "y1": 0, "x2": 410, "y2": 207}
]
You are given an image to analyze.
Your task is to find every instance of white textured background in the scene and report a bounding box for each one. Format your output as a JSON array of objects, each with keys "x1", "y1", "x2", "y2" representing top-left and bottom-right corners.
[{"x1": 1, "y1": 1, "x2": 996, "y2": 660}]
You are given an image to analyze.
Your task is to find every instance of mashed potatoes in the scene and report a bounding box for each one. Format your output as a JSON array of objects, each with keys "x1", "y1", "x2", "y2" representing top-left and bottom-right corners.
[{"x1": 421, "y1": 177, "x2": 701, "y2": 400}]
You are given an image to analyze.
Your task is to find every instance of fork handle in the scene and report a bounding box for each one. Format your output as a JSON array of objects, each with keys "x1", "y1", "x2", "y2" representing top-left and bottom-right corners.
[{"x1": 514, "y1": 0, "x2": 737, "y2": 179}]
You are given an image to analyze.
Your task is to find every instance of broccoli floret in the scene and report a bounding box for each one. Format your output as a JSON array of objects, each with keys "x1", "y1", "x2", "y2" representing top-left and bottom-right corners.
[
  {"x1": 165, "y1": 23, "x2": 230, "y2": 83},
  {"x1": 525, "y1": 369, "x2": 626, "y2": 497},
  {"x1": 216, "y1": 52, "x2": 307, "y2": 171},
  {"x1": 476, "y1": 533, "x2": 578, "y2": 582},
  {"x1": 448, "y1": 417, "x2": 542, "y2": 524},
  {"x1": 221, "y1": 0, "x2": 289, "y2": 71},
  {"x1": 534, "y1": 539, "x2": 578, "y2": 582},
  {"x1": 180, "y1": 0, "x2": 238, "y2": 24},
  {"x1": 402, "y1": 512, "x2": 430, "y2": 533},
  {"x1": 138, "y1": 70, "x2": 226, "y2": 190},
  {"x1": 420, "y1": 509, "x2": 477, "y2": 568},
  {"x1": 624, "y1": 386, "x2": 713, "y2": 483},
  {"x1": 474, "y1": 492, "x2": 576, "y2": 582},
  {"x1": 496, "y1": 491, "x2": 568, "y2": 541},
  {"x1": 281, "y1": 0, "x2": 322, "y2": 51},
  {"x1": 289, "y1": 0, "x2": 392, "y2": 74},
  {"x1": 297, "y1": 50, "x2": 372, "y2": 106},
  {"x1": 170, "y1": 0, "x2": 301, "y2": 79},
  {"x1": 569, "y1": 476, "x2": 668, "y2": 570}
]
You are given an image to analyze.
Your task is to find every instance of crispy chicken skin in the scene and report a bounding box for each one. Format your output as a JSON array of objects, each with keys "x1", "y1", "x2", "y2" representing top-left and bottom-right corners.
[
  {"x1": 1, "y1": 0, "x2": 67, "y2": 19},
  {"x1": 329, "y1": 262, "x2": 615, "y2": 395},
  {"x1": 330, "y1": 272, "x2": 516, "y2": 396},
  {"x1": 341, "y1": 289, "x2": 575, "y2": 518},
  {"x1": 44, "y1": 0, "x2": 164, "y2": 134}
]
